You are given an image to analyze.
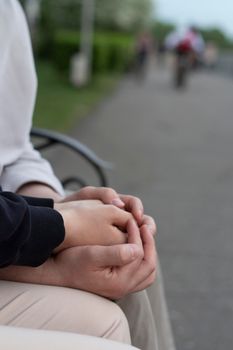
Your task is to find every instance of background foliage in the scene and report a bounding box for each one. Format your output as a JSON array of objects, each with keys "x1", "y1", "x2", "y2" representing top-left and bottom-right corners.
[
  {"x1": 51, "y1": 30, "x2": 134, "y2": 73},
  {"x1": 200, "y1": 27, "x2": 233, "y2": 49},
  {"x1": 95, "y1": 0, "x2": 154, "y2": 32}
]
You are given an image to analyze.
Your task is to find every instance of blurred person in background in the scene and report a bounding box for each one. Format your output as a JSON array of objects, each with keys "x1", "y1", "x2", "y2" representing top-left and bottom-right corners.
[
  {"x1": 165, "y1": 26, "x2": 205, "y2": 68},
  {"x1": 165, "y1": 26, "x2": 205, "y2": 87},
  {"x1": 134, "y1": 32, "x2": 153, "y2": 81},
  {"x1": 204, "y1": 41, "x2": 219, "y2": 69},
  {"x1": 164, "y1": 28, "x2": 181, "y2": 52},
  {"x1": 0, "y1": 1, "x2": 175, "y2": 350},
  {"x1": 183, "y1": 26, "x2": 205, "y2": 68}
]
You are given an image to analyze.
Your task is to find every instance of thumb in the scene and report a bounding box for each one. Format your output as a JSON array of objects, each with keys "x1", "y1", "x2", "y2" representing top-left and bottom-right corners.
[{"x1": 92, "y1": 244, "x2": 140, "y2": 267}]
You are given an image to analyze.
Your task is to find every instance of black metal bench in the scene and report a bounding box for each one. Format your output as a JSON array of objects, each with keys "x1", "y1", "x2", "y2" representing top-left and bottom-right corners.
[{"x1": 30, "y1": 127, "x2": 111, "y2": 190}]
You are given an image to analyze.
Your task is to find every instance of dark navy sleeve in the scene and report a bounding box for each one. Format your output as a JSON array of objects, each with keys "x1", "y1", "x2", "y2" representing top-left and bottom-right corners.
[
  {"x1": 0, "y1": 191, "x2": 65, "y2": 268},
  {"x1": 22, "y1": 195, "x2": 54, "y2": 208}
]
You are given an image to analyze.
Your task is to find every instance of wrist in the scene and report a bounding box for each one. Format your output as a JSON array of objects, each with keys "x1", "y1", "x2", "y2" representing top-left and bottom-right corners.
[
  {"x1": 39, "y1": 257, "x2": 65, "y2": 286},
  {"x1": 0, "y1": 259, "x2": 61, "y2": 286},
  {"x1": 17, "y1": 182, "x2": 63, "y2": 202},
  {"x1": 53, "y1": 204, "x2": 74, "y2": 253}
]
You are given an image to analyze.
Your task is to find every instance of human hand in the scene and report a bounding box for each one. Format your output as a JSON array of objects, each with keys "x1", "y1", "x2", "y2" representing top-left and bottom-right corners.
[
  {"x1": 54, "y1": 200, "x2": 134, "y2": 252},
  {"x1": 53, "y1": 220, "x2": 157, "y2": 300},
  {"x1": 62, "y1": 186, "x2": 156, "y2": 233},
  {"x1": 0, "y1": 220, "x2": 156, "y2": 299}
]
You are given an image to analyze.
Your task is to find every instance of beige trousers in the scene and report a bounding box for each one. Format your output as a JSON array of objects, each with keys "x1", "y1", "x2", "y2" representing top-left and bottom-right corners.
[
  {"x1": 118, "y1": 261, "x2": 175, "y2": 350},
  {"x1": 0, "y1": 263, "x2": 175, "y2": 350},
  {"x1": 0, "y1": 281, "x2": 131, "y2": 344}
]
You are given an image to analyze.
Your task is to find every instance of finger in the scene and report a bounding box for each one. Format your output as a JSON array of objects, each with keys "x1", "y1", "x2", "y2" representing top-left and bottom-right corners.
[
  {"x1": 125, "y1": 225, "x2": 156, "y2": 288},
  {"x1": 140, "y1": 225, "x2": 156, "y2": 266},
  {"x1": 97, "y1": 187, "x2": 125, "y2": 207},
  {"x1": 133, "y1": 226, "x2": 158, "y2": 292},
  {"x1": 108, "y1": 226, "x2": 128, "y2": 245},
  {"x1": 76, "y1": 187, "x2": 125, "y2": 207},
  {"x1": 90, "y1": 244, "x2": 141, "y2": 267},
  {"x1": 141, "y1": 215, "x2": 157, "y2": 236},
  {"x1": 127, "y1": 219, "x2": 144, "y2": 253},
  {"x1": 92, "y1": 220, "x2": 144, "y2": 267},
  {"x1": 63, "y1": 187, "x2": 97, "y2": 202},
  {"x1": 109, "y1": 206, "x2": 134, "y2": 231},
  {"x1": 89, "y1": 187, "x2": 125, "y2": 207},
  {"x1": 119, "y1": 195, "x2": 144, "y2": 224}
]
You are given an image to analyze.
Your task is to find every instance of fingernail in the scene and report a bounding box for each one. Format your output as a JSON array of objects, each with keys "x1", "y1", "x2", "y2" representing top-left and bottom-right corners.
[
  {"x1": 147, "y1": 224, "x2": 155, "y2": 235},
  {"x1": 127, "y1": 245, "x2": 139, "y2": 260},
  {"x1": 112, "y1": 198, "x2": 125, "y2": 207},
  {"x1": 122, "y1": 245, "x2": 135, "y2": 262},
  {"x1": 138, "y1": 209, "x2": 144, "y2": 217}
]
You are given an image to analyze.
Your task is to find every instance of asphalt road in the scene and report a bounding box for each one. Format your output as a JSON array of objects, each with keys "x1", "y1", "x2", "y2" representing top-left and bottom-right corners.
[{"x1": 52, "y1": 66, "x2": 233, "y2": 350}]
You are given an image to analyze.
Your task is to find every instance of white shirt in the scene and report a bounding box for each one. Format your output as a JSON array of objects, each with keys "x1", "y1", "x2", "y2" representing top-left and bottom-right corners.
[{"x1": 0, "y1": 0, "x2": 63, "y2": 194}]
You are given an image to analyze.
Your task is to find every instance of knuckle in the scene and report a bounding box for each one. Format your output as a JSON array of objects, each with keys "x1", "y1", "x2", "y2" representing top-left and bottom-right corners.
[
  {"x1": 78, "y1": 186, "x2": 95, "y2": 197},
  {"x1": 135, "y1": 196, "x2": 142, "y2": 203},
  {"x1": 107, "y1": 204, "x2": 121, "y2": 216},
  {"x1": 146, "y1": 215, "x2": 156, "y2": 226},
  {"x1": 134, "y1": 249, "x2": 144, "y2": 263},
  {"x1": 84, "y1": 186, "x2": 95, "y2": 192},
  {"x1": 129, "y1": 195, "x2": 140, "y2": 205},
  {"x1": 149, "y1": 215, "x2": 155, "y2": 226},
  {"x1": 85, "y1": 245, "x2": 107, "y2": 265},
  {"x1": 150, "y1": 217, "x2": 157, "y2": 231},
  {"x1": 127, "y1": 194, "x2": 134, "y2": 201},
  {"x1": 138, "y1": 247, "x2": 144, "y2": 260},
  {"x1": 104, "y1": 188, "x2": 117, "y2": 200},
  {"x1": 106, "y1": 204, "x2": 116, "y2": 213},
  {"x1": 84, "y1": 245, "x2": 96, "y2": 260},
  {"x1": 118, "y1": 246, "x2": 128, "y2": 264},
  {"x1": 135, "y1": 196, "x2": 143, "y2": 207}
]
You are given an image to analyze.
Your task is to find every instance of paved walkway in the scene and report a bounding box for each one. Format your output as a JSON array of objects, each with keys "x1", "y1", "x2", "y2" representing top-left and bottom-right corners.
[{"x1": 53, "y1": 66, "x2": 233, "y2": 350}]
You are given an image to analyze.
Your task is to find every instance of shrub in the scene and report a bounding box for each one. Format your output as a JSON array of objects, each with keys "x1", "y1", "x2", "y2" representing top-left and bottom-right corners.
[{"x1": 51, "y1": 30, "x2": 134, "y2": 74}]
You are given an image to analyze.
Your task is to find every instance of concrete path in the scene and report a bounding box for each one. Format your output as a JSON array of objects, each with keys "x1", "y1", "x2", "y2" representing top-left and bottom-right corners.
[{"x1": 53, "y1": 66, "x2": 233, "y2": 350}]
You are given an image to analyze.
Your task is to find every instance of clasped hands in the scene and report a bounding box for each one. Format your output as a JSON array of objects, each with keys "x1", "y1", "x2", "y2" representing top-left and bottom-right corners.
[
  {"x1": 55, "y1": 186, "x2": 156, "y2": 248},
  {"x1": 52, "y1": 186, "x2": 157, "y2": 299}
]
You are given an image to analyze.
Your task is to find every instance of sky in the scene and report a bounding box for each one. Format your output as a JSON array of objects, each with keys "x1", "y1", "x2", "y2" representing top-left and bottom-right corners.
[{"x1": 156, "y1": 0, "x2": 233, "y2": 38}]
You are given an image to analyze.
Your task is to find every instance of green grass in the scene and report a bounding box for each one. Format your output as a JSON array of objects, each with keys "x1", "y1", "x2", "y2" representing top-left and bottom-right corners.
[{"x1": 33, "y1": 61, "x2": 120, "y2": 132}]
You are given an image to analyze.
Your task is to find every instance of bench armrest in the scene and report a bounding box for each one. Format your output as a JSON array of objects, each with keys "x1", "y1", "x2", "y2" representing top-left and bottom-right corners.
[{"x1": 30, "y1": 127, "x2": 112, "y2": 189}]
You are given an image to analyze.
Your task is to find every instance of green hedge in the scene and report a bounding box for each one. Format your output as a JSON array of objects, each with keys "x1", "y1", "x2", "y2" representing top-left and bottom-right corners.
[{"x1": 51, "y1": 31, "x2": 134, "y2": 74}]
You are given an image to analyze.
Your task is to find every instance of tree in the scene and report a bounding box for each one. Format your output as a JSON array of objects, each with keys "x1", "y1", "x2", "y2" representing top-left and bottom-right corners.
[
  {"x1": 96, "y1": 0, "x2": 154, "y2": 32},
  {"x1": 40, "y1": 0, "x2": 82, "y2": 31},
  {"x1": 152, "y1": 20, "x2": 175, "y2": 43},
  {"x1": 200, "y1": 27, "x2": 233, "y2": 49}
]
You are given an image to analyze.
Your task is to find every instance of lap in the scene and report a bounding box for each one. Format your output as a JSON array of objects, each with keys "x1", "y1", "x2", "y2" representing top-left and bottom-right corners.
[{"x1": 0, "y1": 281, "x2": 130, "y2": 344}]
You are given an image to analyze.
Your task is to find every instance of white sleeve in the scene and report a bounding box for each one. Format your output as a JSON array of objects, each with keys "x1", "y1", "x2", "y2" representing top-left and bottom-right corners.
[
  {"x1": 0, "y1": 0, "x2": 64, "y2": 195},
  {"x1": 0, "y1": 325, "x2": 139, "y2": 350},
  {"x1": 0, "y1": 141, "x2": 64, "y2": 195}
]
